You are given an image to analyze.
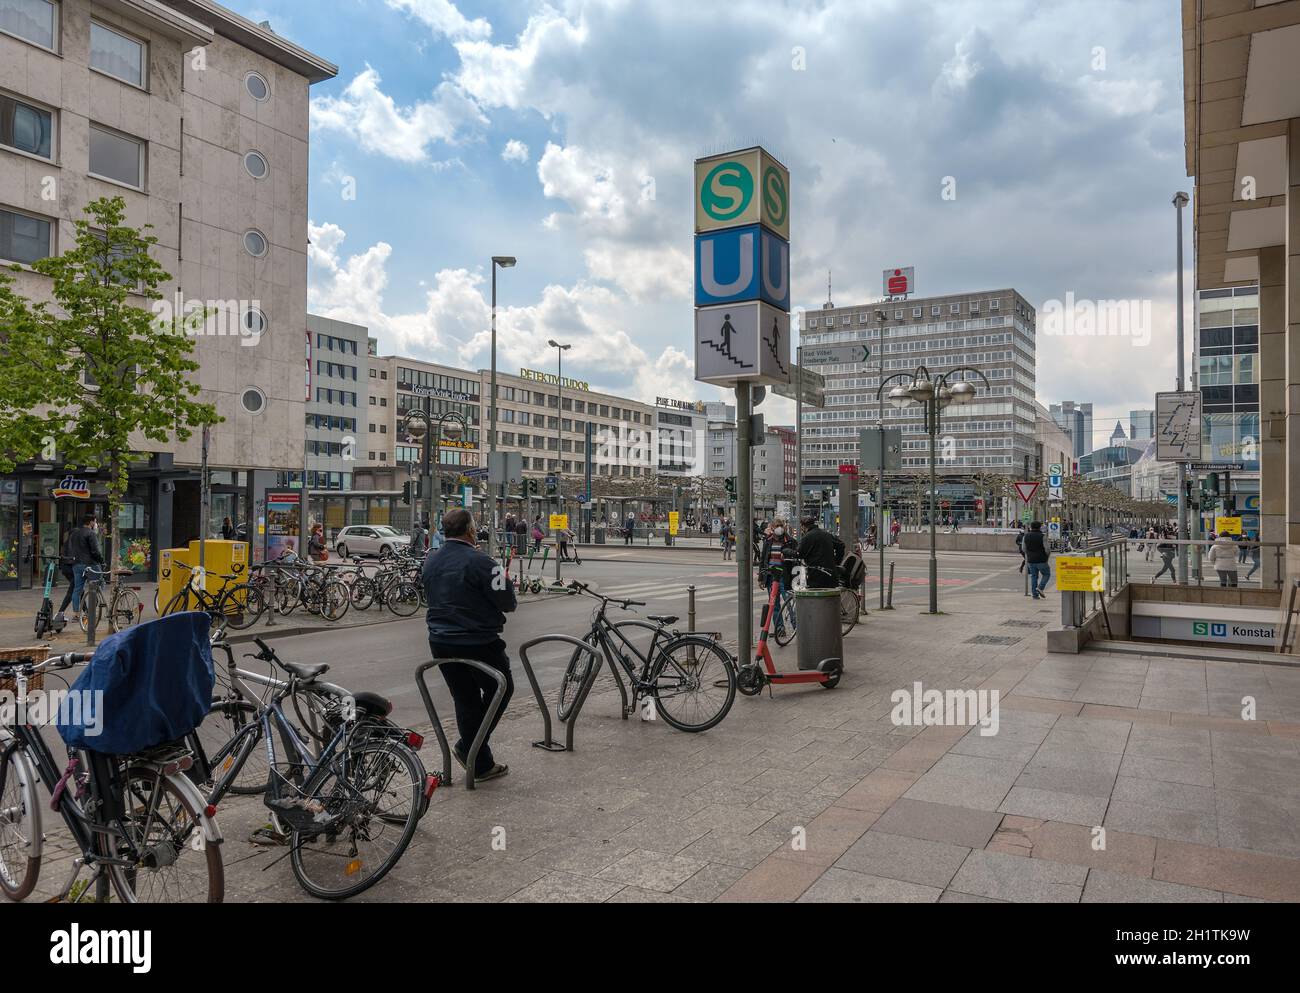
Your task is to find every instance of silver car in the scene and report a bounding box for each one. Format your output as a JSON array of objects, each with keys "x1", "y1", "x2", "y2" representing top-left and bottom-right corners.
[{"x1": 333, "y1": 525, "x2": 411, "y2": 560}]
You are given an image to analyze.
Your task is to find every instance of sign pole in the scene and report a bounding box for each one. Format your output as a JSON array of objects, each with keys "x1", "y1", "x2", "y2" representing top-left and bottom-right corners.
[
  {"x1": 737, "y1": 382, "x2": 753, "y2": 671},
  {"x1": 795, "y1": 345, "x2": 803, "y2": 528}
]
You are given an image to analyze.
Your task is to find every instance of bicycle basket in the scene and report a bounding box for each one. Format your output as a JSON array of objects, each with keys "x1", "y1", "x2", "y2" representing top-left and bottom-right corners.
[
  {"x1": 0, "y1": 645, "x2": 49, "y2": 694},
  {"x1": 57, "y1": 612, "x2": 215, "y2": 756}
]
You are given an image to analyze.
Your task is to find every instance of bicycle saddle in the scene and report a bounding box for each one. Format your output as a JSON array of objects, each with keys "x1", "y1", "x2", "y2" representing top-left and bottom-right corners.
[
  {"x1": 280, "y1": 660, "x2": 329, "y2": 679},
  {"x1": 647, "y1": 614, "x2": 678, "y2": 625},
  {"x1": 352, "y1": 691, "x2": 393, "y2": 718}
]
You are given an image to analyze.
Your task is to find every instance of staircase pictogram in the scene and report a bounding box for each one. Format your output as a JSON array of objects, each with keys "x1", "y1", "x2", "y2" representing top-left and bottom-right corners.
[{"x1": 701, "y1": 312, "x2": 753, "y2": 369}]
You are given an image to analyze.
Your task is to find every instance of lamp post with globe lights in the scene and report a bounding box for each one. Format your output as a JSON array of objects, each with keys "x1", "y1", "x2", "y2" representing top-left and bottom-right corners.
[{"x1": 877, "y1": 365, "x2": 990, "y2": 614}]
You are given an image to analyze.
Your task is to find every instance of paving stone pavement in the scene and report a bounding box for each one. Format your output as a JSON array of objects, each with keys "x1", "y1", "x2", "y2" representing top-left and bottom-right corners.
[{"x1": 11, "y1": 580, "x2": 1300, "y2": 903}]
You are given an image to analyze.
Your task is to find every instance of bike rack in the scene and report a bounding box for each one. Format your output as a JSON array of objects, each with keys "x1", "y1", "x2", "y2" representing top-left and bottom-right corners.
[
  {"x1": 517, "y1": 635, "x2": 606, "y2": 751},
  {"x1": 414, "y1": 657, "x2": 507, "y2": 791}
]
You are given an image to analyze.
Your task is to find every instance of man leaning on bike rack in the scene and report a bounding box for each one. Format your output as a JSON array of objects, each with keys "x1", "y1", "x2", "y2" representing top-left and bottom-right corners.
[{"x1": 420, "y1": 508, "x2": 517, "y2": 782}]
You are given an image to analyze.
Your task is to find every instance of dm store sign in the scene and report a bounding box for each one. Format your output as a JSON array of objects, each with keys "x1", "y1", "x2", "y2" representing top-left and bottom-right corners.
[{"x1": 694, "y1": 224, "x2": 790, "y2": 310}]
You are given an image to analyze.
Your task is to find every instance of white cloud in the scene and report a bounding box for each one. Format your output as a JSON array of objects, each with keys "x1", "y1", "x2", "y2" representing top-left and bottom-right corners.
[
  {"x1": 501, "y1": 138, "x2": 530, "y2": 163},
  {"x1": 310, "y1": 67, "x2": 486, "y2": 163},
  {"x1": 384, "y1": 0, "x2": 490, "y2": 41},
  {"x1": 452, "y1": 7, "x2": 587, "y2": 111}
]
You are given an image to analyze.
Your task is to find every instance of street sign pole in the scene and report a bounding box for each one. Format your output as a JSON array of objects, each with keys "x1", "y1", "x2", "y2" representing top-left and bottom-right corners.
[
  {"x1": 795, "y1": 345, "x2": 802, "y2": 528},
  {"x1": 737, "y1": 382, "x2": 753, "y2": 672}
]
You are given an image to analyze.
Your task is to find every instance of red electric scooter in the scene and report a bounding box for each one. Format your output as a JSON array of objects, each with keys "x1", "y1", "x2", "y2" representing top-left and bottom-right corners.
[{"x1": 736, "y1": 578, "x2": 842, "y2": 695}]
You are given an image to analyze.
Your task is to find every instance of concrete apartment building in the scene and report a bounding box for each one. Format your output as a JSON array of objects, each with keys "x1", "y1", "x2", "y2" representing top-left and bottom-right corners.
[
  {"x1": 0, "y1": 0, "x2": 334, "y2": 585},
  {"x1": 798, "y1": 289, "x2": 1038, "y2": 517},
  {"x1": 1181, "y1": 0, "x2": 1299, "y2": 587}
]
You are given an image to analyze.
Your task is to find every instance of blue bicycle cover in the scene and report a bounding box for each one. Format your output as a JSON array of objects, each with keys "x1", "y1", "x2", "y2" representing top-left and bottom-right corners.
[{"x1": 57, "y1": 612, "x2": 215, "y2": 755}]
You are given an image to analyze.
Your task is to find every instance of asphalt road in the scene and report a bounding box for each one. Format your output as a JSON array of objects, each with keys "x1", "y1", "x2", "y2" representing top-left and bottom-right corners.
[{"x1": 248, "y1": 547, "x2": 1025, "y2": 732}]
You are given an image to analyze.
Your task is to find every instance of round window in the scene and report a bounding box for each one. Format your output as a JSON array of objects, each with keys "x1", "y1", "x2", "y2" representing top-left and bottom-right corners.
[
  {"x1": 241, "y1": 388, "x2": 266, "y2": 414},
  {"x1": 244, "y1": 150, "x2": 268, "y2": 179},
  {"x1": 243, "y1": 229, "x2": 268, "y2": 258},
  {"x1": 245, "y1": 71, "x2": 269, "y2": 101},
  {"x1": 242, "y1": 307, "x2": 267, "y2": 336}
]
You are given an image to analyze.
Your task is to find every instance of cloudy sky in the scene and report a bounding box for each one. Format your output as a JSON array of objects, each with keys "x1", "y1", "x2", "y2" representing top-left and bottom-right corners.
[{"x1": 254, "y1": 0, "x2": 1191, "y2": 452}]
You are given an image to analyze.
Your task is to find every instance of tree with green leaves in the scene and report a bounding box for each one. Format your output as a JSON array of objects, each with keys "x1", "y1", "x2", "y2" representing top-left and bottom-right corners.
[{"x1": 0, "y1": 196, "x2": 220, "y2": 598}]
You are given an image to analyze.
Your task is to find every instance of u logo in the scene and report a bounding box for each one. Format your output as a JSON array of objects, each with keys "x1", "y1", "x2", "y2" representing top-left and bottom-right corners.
[{"x1": 700, "y1": 231, "x2": 754, "y2": 296}]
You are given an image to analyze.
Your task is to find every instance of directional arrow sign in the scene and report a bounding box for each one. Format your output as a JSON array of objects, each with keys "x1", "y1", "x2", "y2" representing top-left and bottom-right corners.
[
  {"x1": 800, "y1": 343, "x2": 871, "y2": 366},
  {"x1": 1013, "y1": 481, "x2": 1040, "y2": 503},
  {"x1": 774, "y1": 363, "x2": 825, "y2": 407}
]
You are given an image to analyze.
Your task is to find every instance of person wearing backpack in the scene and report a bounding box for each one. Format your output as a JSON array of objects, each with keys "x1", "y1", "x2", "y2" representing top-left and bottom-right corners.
[
  {"x1": 1023, "y1": 521, "x2": 1050, "y2": 598},
  {"x1": 53, "y1": 528, "x2": 79, "y2": 626},
  {"x1": 531, "y1": 517, "x2": 545, "y2": 554}
]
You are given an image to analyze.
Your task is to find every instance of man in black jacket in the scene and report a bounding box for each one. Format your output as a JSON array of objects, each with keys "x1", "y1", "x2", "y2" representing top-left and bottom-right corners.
[
  {"x1": 796, "y1": 516, "x2": 842, "y2": 589},
  {"x1": 66, "y1": 514, "x2": 105, "y2": 624},
  {"x1": 1023, "y1": 521, "x2": 1050, "y2": 598},
  {"x1": 421, "y1": 508, "x2": 517, "y2": 781}
]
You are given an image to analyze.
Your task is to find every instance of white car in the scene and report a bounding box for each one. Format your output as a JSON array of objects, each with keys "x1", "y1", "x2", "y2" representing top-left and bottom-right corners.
[{"x1": 333, "y1": 525, "x2": 411, "y2": 560}]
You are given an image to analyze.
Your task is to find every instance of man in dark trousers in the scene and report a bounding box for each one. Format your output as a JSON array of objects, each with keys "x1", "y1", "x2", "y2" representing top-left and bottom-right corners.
[
  {"x1": 1023, "y1": 521, "x2": 1051, "y2": 598},
  {"x1": 796, "y1": 515, "x2": 842, "y2": 589},
  {"x1": 65, "y1": 513, "x2": 105, "y2": 624},
  {"x1": 421, "y1": 508, "x2": 517, "y2": 782}
]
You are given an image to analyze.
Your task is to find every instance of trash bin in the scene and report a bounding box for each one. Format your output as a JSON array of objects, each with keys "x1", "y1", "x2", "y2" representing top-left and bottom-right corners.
[
  {"x1": 664, "y1": 532, "x2": 673, "y2": 546},
  {"x1": 595, "y1": 528, "x2": 606, "y2": 544},
  {"x1": 795, "y1": 588, "x2": 843, "y2": 671}
]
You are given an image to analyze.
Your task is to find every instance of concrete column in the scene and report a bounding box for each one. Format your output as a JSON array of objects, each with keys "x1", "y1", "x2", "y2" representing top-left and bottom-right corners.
[{"x1": 1259, "y1": 244, "x2": 1286, "y2": 587}]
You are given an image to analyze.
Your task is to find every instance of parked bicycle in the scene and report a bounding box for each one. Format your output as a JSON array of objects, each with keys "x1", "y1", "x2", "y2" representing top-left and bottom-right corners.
[
  {"x1": 556, "y1": 580, "x2": 736, "y2": 733},
  {"x1": 78, "y1": 565, "x2": 144, "y2": 635},
  {"x1": 160, "y1": 560, "x2": 265, "y2": 639},
  {"x1": 0, "y1": 652, "x2": 224, "y2": 903},
  {"x1": 193, "y1": 638, "x2": 431, "y2": 900}
]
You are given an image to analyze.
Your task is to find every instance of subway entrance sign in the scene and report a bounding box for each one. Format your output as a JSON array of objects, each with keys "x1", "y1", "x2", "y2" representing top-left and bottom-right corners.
[{"x1": 695, "y1": 147, "x2": 789, "y2": 239}]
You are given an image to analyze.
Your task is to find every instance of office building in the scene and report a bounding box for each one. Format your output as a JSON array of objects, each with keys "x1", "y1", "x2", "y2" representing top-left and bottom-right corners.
[
  {"x1": 1129, "y1": 409, "x2": 1155, "y2": 441},
  {"x1": 1196, "y1": 285, "x2": 1261, "y2": 532},
  {"x1": 1181, "y1": 0, "x2": 1298, "y2": 586},
  {"x1": 0, "y1": 0, "x2": 335, "y2": 586},
  {"x1": 306, "y1": 315, "x2": 368, "y2": 495},
  {"x1": 1050, "y1": 401, "x2": 1094, "y2": 459},
  {"x1": 653, "y1": 398, "x2": 708, "y2": 478},
  {"x1": 798, "y1": 288, "x2": 1037, "y2": 519}
]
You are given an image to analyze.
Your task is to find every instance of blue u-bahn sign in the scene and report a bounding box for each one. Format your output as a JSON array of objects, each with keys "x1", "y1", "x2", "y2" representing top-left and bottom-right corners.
[{"x1": 694, "y1": 224, "x2": 789, "y2": 310}]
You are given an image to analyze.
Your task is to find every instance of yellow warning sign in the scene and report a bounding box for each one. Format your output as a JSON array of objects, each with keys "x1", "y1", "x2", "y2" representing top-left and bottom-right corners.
[
  {"x1": 1056, "y1": 556, "x2": 1104, "y2": 592},
  {"x1": 549, "y1": 514, "x2": 569, "y2": 531}
]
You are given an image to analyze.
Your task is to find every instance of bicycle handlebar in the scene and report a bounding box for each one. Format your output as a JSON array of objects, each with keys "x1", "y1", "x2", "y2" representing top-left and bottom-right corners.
[
  {"x1": 0, "y1": 651, "x2": 93, "y2": 675},
  {"x1": 567, "y1": 579, "x2": 645, "y2": 608}
]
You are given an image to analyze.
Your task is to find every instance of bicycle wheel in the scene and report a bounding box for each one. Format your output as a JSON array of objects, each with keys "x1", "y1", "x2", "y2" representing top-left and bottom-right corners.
[
  {"x1": 289, "y1": 738, "x2": 422, "y2": 901},
  {"x1": 350, "y1": 575, "x2": 376, "y2": 611},
  {"x1": 106, "y1": 765, "x2": 223, "y2": 903},
  {"x1": 77, "y1": 590, "x2": 106, "y2": 633},
  {"x1": 201, "y1": 700, "x2": 270, "y2": 795},
  {"x1": 161, "y1": 586, "x2": 191, "y2": 617},
  {"x1": 319, "y1": 580, "x2": 351, "y2": 622},
  {"x1": 773, "y1": 595, "x2": 797, "y2": 647},
  {"x1": 273, "y1": 576, "x2": 302, "y2": 616},
  {"x1": 650, "y1": 636, "x2": 736, "y2": 733},
  {"x1": 219, "y1": 584, "x2": 266, "y2": 631},
  {"x1": 557, "y1": 637, "x2": 597, "y2": 722},
  {"x1": 386, "y1": 580, "x2": 421, "y2": 617},
  {"x1": 839, "y1": 588, "x2": 859, "y2": 635},
  {"x1": 109, "y1": 587, "x2": 143, "y2": 633},
  {"x1": 0, "y1": 742, "x2": 41, "y2": 901}
]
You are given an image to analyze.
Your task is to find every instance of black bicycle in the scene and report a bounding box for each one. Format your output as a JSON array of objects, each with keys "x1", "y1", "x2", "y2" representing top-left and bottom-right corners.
[
  {"x1": 0, "y1": 653, "x2": 223, "y2": 903},
  {"x1": 556, "y1": 580, "x2": 736, "y2": 733},
  {"x1": 195, "y1": 639, "x2": 429, "y2": 900}
]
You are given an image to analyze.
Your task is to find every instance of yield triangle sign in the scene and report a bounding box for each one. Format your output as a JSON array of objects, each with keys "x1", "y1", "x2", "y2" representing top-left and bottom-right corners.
[{"x1": 1014, "y1": 481, "x2": 1040, "y2": 503}]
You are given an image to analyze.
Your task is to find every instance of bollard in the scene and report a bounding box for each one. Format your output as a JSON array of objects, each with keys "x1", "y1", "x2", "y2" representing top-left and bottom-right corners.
[
  {"x1": 887, "y1": 561, "x2": 896, "y2": 609},
  {"x1": 84, "y1": 582, "x2": 98, "y2": 646},
  {"x1": 688, "y1": 585, "x2": 696, "y2": 633}
]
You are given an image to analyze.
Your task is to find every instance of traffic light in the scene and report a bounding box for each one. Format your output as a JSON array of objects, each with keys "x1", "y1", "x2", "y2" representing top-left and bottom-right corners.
[
  {"x1": 545, "y1": 474, "x2": 558, "y2": 496},
  {"x1": 1207, "y1": 472, "x2": 1220, "y2": 494},
  {"x1": 401, "y1": 481, "x2": 413, "y2": 505}
]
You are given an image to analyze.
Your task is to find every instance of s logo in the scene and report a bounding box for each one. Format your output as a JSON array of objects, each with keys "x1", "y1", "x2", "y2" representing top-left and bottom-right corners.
[
  {"x1": 763, "y1": 166, "x2": 787, "y2": 226},
  {"x1": 701, "y1": 161, "x2": 753, "y2": 221}
]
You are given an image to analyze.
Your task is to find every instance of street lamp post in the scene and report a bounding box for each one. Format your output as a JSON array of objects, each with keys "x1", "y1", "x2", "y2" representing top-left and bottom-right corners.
[
  {"x1": 1172, "y1": 193, "x2": 1189, "y2": 583},
  {"x1": 547, "y1": 339, "x2": 571, "y2": 587},
  {"x1": 405, "y1": 408, "x2": 467, "y2": 537},
  {"x1": 878, "y1": 364, "x2": 990, "y2": 614},
  {"x1": 488, "y1": 255, "x2": 516, "y2": 556}
]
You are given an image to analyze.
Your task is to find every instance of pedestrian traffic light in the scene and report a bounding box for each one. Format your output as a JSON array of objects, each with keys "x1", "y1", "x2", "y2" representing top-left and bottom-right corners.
[
  {"x1": 1207, "y1": 472, "x2": 1220, "y2": 494},
  {"x1": 401, "y1": 481, "x2": 413, "y2": 505},
  {"x1": 725, "y1": 476, "x2": 736, "y2": 494}
]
